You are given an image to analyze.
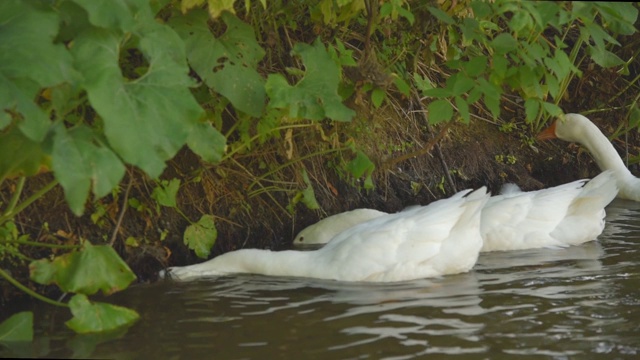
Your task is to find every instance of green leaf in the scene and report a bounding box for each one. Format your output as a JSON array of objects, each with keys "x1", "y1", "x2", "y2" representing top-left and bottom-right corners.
[
  {"x1": 491, "y1": 33, "x2": 518, "y2": 55},
  {"x1": 595, "y1": 2, "x2": 638, "y2": 35},
  {"x1": 187, "y1": 121, "x2": 227, "y2": 163},
  {"x1": 477, "y1": 78, "x2": 502, "y2": 118},
  {"x1": 70, "y1": 0, "x2": 136, "y2": 31},
  {"x1": 170, "y1": 10, "x2": 266, "y2": 117},
  {"x1": 447, "y1": 73, "x2": 475, "y2": 96},
  {"x1": 206, "y1": 0, "x2": 236, "y2": 18},
  {"x1": 0, "y1": 311, "x2": 33, "y2": 342},
  {"x1": 508, "y1": 11, "x2": 533, "y2": 34},
  {"x1": 0, "y1": 1, "x2": 78, "y2": 88},
  {"x1": 470, "y1": 2, "x2": 492, "y2": 18},
  {"x1": 464, "y1": 56, "x2": 487, "y2": 77},
  {"x1": 183, "y1": 215, "x2": 217, "y2": 259},
  {"x1": 266, "y1": 38, "x2": 356, "y2": 122},
  {"x1": 371, "y1": 88, "x2": 386, "y2": 108},
  {"x1": 152, "y1": 179, "x2": 181, "y2": 208},
  {"x1": 589, "y1": 46, "x2": 625, "y2": 68},
  {"x1": 0, "y1": 1, "x2": 79, "y2": 141},
  {"x1": 541, "y1": 101, "x2": 563, "y2": 117},
  {"x1": 51, "y1": 125, "x2": 125, "y2": 216},
  {"x1": 455, "y1": 96, "x2": 470, "y2": 124},
  {"x1": 427, "y1": 6, "x2": 455, "y2": 25},
  {"x1": 300, "y1": 169, "x2": 320, "y2": 210},
  {"x1": 427, "y1": 99, "x2": 454, "y2": 124},
  {"x1": 65, "y1": 294, "x2": 139, "y2": 334},
  {"x1": 545, "y1": 72, "x2": 560, "y2": 99},
  {"x1": 393, "y1": 76, "x2": 411, "y2": 96},
  {"x1": 420, "y1": 87, "x2": 453, "y2": 98},
  {"x1": 29, "y1": 242, "x2": 136, "y2": 296},
  {"x1": 0, "y1": 126, "x2": 51, "y2": 181},
  {"x1": 492, "y1": 56, "x2": 508, "y2": 80},
  {"x1": 524, "y1": 98, "x2": 540, "y2": 122},
  {"x1": 72, "y1": 22, "x2": 203, "y2": 179},
  {"x1": 345, "y1": 150, "x2": 375, "y2": 189}
]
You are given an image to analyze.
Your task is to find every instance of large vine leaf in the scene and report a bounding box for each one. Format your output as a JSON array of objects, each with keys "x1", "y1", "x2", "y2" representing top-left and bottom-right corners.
[
  {"x1": 65, "y1": 294, "x2": 139, "y2": 334},
  {"x1": 29, "y1": 242, "x2": 136, "y2": 296},
  {"x1": 0, "y1": 126, "x2": 51, "y2": 182},
  {"x1": 265, "y1": 38, "x2": 355, "y2": 122},
  {"x1": 69, "y1": 0, "x2": 136, "y2": 31},
  {"x1": 0, "y1": 1, "x2": 79, "y2": 141},
  {"x1": 51, "y1": 125, "x2": 125, "y2": 216},
  {"x1": 71, "y1": 22, "x2": 203, "y2": 178},
  {"x1": 0, "y1": 311, "x2": 33, "y2": 342},
  {"x1": 187, "y1": 121, "x2": 227, "y2": 163},
  {"x1": 183, "y1": 214, "x2": 218, "y2": 259},
  {"x1": 170, "y1": 10, "x2": 266, "y2": 117}
]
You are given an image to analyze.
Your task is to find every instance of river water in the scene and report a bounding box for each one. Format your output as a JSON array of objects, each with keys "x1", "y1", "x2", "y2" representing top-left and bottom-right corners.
[{"x1": 3, "y1": 199, "x2": 640, "y2": 359}]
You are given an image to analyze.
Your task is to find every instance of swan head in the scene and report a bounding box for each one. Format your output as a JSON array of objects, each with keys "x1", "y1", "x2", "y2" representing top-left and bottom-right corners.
[
  {"x1": 536, "y1": 113, "x2": 592, "y2": 143},
  {"x1": 293, "y1": 209, "x2": 386, "y2": 246}
]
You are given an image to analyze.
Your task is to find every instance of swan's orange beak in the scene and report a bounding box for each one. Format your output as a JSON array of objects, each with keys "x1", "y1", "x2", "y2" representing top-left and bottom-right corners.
[{"x1": 536, "y1": 121, "x2": 557, "y2": 141}]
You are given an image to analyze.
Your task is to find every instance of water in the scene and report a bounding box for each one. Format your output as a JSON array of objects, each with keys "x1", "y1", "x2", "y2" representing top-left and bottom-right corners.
[{"x1": 3, "y1": 199, "x2": 640, "y2": 359}]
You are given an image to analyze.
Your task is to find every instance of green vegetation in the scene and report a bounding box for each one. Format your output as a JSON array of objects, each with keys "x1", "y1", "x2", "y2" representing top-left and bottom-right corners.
[{"x1": 0, "y1": 0, "x2": 637, "y2": 338}]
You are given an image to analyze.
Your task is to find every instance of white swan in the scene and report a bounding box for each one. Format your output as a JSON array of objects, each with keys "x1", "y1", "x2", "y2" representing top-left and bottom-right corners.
[
  {"x1": 293, "y1": 171, "x2": 618, "y2": 252},
  {"x1": 160, "y1": 187, "x2": 490, "y2": 282},
  {"x1": 537, "y1": 113, "x2": 640, "y2": 201},
  {"x1": 480, "y1": 170, "x2": 617, "y2": 251}
]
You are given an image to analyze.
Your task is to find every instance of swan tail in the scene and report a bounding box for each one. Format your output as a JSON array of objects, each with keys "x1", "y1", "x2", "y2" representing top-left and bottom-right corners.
[
  {"x1": 455, "y1": 187, "x2": 490, "y2": 227},
  {"x1": 571, "y1": 170, "x2": 618, "y2": 214}
]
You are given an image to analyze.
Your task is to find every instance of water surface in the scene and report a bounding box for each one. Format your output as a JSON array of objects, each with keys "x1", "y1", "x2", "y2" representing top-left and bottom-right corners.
[{"x1": 3, "y1": 199, "x2": 640, "y2": 359}]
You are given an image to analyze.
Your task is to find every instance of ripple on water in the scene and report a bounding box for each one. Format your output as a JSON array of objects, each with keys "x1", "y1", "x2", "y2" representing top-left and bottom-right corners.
[{"x1": 5, "y1": 200, "x2": 640, "y2": 359}]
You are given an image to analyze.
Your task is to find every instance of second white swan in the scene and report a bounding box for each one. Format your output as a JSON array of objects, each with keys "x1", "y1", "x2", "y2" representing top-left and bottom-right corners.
[{"x1": 537, "y1": 113, "x2": 640, "y2": 201}]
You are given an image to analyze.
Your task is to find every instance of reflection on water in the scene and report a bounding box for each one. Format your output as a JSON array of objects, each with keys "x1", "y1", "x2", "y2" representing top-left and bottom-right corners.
[{"x1": 3, "y1": 199, "x2": 640, "y2": 359}]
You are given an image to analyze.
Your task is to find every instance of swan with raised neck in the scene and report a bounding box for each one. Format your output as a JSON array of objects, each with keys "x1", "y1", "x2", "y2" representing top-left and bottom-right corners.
[{"x1": 537, "y1": 113, "x2": 640, "y2": 201}]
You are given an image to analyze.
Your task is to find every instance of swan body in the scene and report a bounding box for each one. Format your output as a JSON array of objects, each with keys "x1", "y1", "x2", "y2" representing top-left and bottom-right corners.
[
  {"x1": 292, "y1": 171, "x2": 618, "y2": 252},
  {"x1": 480, "y1": 170, "x2": 617, "y2": 251},
  {"x1": 537, "y1": 113, "x2": 640, "y2": 201},
  {"x1": 161, "y1": 187, "x2": 490, "y2": 282}
]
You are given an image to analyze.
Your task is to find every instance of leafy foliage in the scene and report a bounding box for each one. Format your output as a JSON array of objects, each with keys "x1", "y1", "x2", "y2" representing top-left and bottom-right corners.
[
  {"x1": 415, "y1": 1, "x2": 637, "y2": 129},
  {"x1": 171, "y1": 10, "x2": 266, "y2": 117},
  {"x1": 0, "y1": 312, "x2": 33, "y2": 342},
  {"x1": 183, "y1": 214, "x2": 218, "y2": 259},
  {"x1": 65, "y1": 294, "x2": 140, "y2": 334},
  {"x1": 29, "y1": 242, "x2": 136, "y2": 296},
  {"x1": 266, "y1": 38, "x2": 356, "y2": 122}
]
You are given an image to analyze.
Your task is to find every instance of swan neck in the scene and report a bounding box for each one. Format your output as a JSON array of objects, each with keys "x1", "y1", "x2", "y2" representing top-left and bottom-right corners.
[
  {"x1": 580, "y1": 124, "x2": 629, "y2": 174},
  {"x1": 215, "y1": 249, "x2": 317, "y2": 277}
]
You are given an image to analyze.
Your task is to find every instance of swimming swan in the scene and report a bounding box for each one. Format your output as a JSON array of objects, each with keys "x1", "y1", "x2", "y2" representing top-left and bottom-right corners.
[
  {"x1": 161, "y1": 187, "x2": 490, "y2": 282},
  {"x1": 293, "y1": 171, "x2": 618, "y2": 252},
  {"x1": 537, "y1": 113, "x2": 640, "y2": 201}
]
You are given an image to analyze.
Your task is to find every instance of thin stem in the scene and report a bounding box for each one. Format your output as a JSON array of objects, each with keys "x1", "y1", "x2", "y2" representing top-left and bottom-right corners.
[
  {"x1": 0, "y1": 268, "x2": 68, "y2": 308},
  {"x1": 3, "y1": 177, "x2": 26, "y2": 217},
  {"x1": 220, "y1": 124, "x2": 315, "y2": 163},
  {"x1": 0, "y1": 179, "x2": 59, "y2": 224},
  {"x1": 246, "y1": 146, "x2": 350, "y2": 191},
  {"x1": 0, "y1": 238, "x2": 80, "y2": 250},
  {"x1": 109, "y1": 174, "x2": 133, "y2": 247}
]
